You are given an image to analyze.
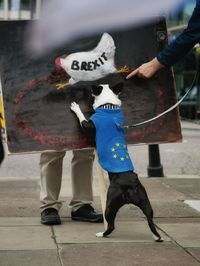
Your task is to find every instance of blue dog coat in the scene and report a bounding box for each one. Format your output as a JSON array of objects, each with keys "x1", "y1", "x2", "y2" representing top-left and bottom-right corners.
[{"x1": 90, "y1": 108, "x2": 134, "y2": 173}]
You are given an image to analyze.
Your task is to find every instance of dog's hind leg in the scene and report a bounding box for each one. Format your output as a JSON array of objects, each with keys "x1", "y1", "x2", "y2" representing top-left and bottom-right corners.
[
  {"x1": 96, "y1": 185, "x2": 124, "y2": 238},
  {"x1": 96, "y1": 208, "x2": 117, "y2": 237},
  {"x1": 139, "y1": 201, "x2": 163, "y2": 242},
  {"x1": 134, "y1": 183, "x2": 163, "y2": 242}
]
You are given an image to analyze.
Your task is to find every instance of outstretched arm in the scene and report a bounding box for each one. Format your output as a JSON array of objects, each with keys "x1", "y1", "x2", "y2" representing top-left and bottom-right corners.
[
  {"x1": 126, "y1": 2, "x2": 200, "y2": 80},
  {"x1": 126, "y1": 58, "x2": 164, "y2": 79}
]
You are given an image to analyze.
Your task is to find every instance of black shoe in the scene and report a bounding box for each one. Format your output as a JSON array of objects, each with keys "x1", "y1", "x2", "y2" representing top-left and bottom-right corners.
[
  {"x1": 41, "y1": 208, "x2": 61, "y2": 225},
  {"x1": 71, "y1": 204, "x2": 103, "y2": 223}
]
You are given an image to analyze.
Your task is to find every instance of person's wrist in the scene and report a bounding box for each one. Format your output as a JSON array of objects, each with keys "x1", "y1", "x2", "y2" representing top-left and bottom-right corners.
[{"x1": 153, "y1": 57, "x2": 164, "y2": 70}]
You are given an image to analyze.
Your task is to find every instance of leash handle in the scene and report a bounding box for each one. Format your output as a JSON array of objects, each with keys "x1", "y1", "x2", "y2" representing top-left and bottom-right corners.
[{"x1": 120, "y1": 68, "x2": 200, "y2": 129}]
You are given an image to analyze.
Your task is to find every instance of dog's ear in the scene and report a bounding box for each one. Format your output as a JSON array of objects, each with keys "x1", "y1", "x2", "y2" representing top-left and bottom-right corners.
[
  {"x1": 112, "y1": 82, "x2": 123, "y2": 95},
  {"x1": 91, "y1": 85, "x2": 103, "y2": 96}
]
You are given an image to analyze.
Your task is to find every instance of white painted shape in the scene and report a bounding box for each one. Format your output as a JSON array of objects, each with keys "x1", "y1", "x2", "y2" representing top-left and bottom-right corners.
[{"x1": 184, "y1": 200, "x2": 200, "y2": 212}]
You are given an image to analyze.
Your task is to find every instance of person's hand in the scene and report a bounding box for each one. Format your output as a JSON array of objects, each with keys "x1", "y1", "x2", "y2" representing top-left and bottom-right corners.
[{"x1": 126, "y1": 58, "x2": 164, "y2": 79}]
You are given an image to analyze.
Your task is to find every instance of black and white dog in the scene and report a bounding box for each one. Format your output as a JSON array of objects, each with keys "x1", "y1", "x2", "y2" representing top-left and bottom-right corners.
[{"x1": 70, "y1": 83, "x2": 163, "y2": 242}]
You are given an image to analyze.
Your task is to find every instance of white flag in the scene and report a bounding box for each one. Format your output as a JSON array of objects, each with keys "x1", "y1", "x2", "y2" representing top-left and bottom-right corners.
[{"x1": 27, "y1": 0, "x2": 185, "y2": 55}]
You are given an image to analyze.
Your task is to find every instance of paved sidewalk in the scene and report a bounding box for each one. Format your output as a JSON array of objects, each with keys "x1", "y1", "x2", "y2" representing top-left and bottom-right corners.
[{"x1": 0, "y1": 175, "x2": 200, "y2": 266}]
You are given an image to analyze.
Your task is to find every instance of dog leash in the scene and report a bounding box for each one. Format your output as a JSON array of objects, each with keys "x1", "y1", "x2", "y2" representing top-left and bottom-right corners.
[{"x1": 120, "y1": 68, "x2": 200, "y2": 129}]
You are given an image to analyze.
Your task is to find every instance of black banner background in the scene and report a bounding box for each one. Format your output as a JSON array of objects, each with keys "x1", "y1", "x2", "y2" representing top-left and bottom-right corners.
[{"x1": 0, "y1": 19, "x2": 182, "y2": 153}]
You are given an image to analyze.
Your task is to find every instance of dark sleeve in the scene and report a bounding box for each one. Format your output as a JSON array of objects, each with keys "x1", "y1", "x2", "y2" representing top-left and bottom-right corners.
[{"x1": 157, "y1": 1, "x2": 200, "y2": 66}]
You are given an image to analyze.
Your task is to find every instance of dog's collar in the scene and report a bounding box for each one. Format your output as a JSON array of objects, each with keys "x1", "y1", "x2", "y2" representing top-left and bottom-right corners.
[{"x1": 98, "y1": 104, "x2": 120, "y2": 110}]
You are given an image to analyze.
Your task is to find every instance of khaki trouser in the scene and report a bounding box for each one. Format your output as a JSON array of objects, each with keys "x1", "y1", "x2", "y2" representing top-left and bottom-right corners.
[{"x1": 39, "y1": 148, "x2": 95, "y2": 212}]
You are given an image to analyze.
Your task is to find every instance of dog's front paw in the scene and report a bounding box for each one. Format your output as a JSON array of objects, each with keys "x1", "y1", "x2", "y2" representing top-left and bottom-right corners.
[
  {"x1": 70, "y1": 102, "x2": 81, "y2": 113},
  {"x1": 96, "y1": 232, "x2": 104, "y2": 238}
]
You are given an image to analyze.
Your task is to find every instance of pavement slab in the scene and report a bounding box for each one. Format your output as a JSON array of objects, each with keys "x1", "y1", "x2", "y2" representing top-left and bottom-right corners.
[
  {"x1": 138, "y1": 177, "x2": 185, "y2": 202},
  {"x1": 0, "y1": 179, "x2": 103, "y2": 217},
  {"x1": 187, "y1": 248, "x2": 200, "y2": 261},
  {"x1": 0, "y1": 226, "x2": 56, "y2": 250},
  {"x1": 149, "y1": 200, "x2": 200, "y2": 218},
  {"x1": 0, "y1": 250, "x2": 61, "y2": 266},
  {"x1": 59, "y1": 242, "x2": 200, "y2": 266},
  {"x1": 157, "y1": 223, "x2": 200, "y2": 248},
  {"x1": 161, "y1": 178, "x2": 200, "y2": 199},
  {"x1": 0, "y1": 179, "x2": 40, "y2": 217},
  {"x1": 0, "y1": 217, "x2": 41, "y2": 226},
  {"x1": 154, "y1": 217, "x2": 200, "y2": 224}
]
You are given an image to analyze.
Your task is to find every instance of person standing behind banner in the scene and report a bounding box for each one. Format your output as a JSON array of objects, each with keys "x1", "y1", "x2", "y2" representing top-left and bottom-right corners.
[
  {"x1": 126, "y1": 0, "x2": 200, "y2": 80},
  {"x1": 40, "y1": 148, "x2": 103, "y2": 225}
]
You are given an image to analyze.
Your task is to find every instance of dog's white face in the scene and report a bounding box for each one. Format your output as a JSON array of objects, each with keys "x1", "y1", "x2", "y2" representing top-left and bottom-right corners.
[{"x1": 92, "y1": 83, "x2": 123, "y2": 110}]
